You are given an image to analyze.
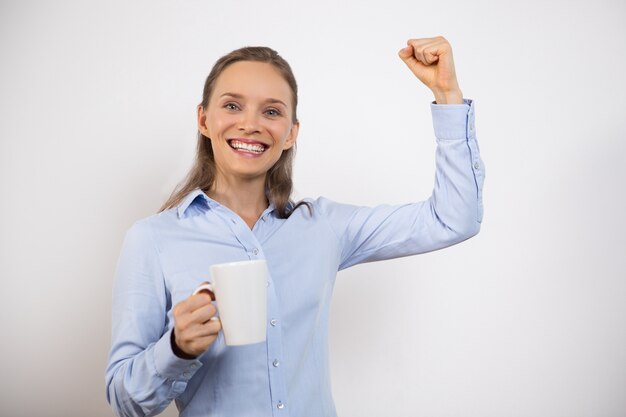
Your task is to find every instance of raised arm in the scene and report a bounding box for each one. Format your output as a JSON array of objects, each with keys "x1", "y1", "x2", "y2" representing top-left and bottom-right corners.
[{"x1": 320, "y1": 37, "x2": 484, "y2": 270}]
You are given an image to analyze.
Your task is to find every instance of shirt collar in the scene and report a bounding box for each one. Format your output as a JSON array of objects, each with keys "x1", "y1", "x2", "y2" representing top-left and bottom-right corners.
[
  {"x1": 176, "y1": 188, "x2": 278, "y2": 219},
  {"x1": 177, "y1": 189, "x2": 211, "y2": 218}
]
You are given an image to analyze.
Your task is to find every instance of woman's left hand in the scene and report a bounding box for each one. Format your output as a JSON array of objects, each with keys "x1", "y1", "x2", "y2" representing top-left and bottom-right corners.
[{"x1": 398, "y1": 36, "x2": 463, "y2": 104}]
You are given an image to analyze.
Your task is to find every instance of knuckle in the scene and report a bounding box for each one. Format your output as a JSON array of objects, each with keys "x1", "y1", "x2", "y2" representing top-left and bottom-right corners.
[
  {"x1": 181, "y1": 331, "x2": 194, "y2": 345},
  {"x1": 176, "y1": 316, "x2": 190, "y2": 331},
  {"x1": 173, "y1": 302, "x2": 186, "y2": 317}
]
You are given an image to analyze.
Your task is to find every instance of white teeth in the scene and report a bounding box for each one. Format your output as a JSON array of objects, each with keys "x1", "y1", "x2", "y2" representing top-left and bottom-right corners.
[{"x1": 229, "y1": 140, "x2": 266, "y2": 153}]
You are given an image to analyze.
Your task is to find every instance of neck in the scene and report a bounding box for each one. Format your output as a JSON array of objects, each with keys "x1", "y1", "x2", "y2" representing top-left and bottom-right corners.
[{"x1": 208, "y1": 174, "x2": 268, "y2": 229}]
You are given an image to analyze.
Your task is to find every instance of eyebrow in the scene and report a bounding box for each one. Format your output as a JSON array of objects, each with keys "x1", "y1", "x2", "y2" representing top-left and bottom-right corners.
[{"x1": 220, "y1": 92, "x2": 287, "y2": 107}]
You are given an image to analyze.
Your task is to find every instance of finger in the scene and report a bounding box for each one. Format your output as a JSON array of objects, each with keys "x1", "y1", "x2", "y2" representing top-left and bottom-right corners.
[
  {"x1": 188, "y1": 333, "x2": 221, "y2": 353},
  {"x1": 407, "y1": 36, "x2": 446, "y2": 50},
  {"x1": 172, "y1": 295, "x2": 213, "y2": 324},
  {"x1": 422, "y1": 46, "x2": 440, "y2": 65},
  {"x1": 425, "y1": 37, "x2": 451, "y2": 64},
  {"x1": 187, "y1": 291, "x2": 215, "y2": 312},
  {"x1": 199, "y1": 318, "x2": 222, "y2": 335},
  {"x1": 406, "y1": 38, "x2": 432, "y2": 64},
  {"x1": 185, "y1": 317, "x2": 222, "y2": 340},
  {"x1": 412, "y1": 42, "x2": 429, "y2": 65},
  {"x1": 398, "y1": 44, "x2": 424, "y2": 72},
  {"x1": 189, "y1": 301, "x2": 218, "y2": 324},
  {"x1": 408, "y1": 37, "x2": 448, "y2": 65},
  {"x1": 398, "y1": 44, "x2": 414, "y2": 60},
  {"x1": 177, "y1": 332, "x2": 220, "y2": 356}
]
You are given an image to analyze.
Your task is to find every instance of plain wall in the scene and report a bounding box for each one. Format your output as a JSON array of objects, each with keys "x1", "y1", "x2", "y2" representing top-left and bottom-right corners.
[{"x1": 1, "y1": 0, "x2": 625, "y2": 416}]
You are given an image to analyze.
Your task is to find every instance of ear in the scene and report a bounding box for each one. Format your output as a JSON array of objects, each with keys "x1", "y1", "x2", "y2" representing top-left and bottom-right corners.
[
  {"x1": 283, "y1": 121, "x2": 300, "y2": 150},
  {"x1": 197, "y1": 105, "x2": 210, "y2": 137}
]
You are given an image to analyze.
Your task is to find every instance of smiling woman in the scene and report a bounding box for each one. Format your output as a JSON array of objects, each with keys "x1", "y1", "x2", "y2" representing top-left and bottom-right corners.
[
  {"x1": 106, "y1": 40, "x2": 485, "y2": 417},
  {"x1": 159, "y1": 47, "x2": 303, "y2": 222},
  {"x1": 198, "y1": 61, "x2": 299, "y2": 224}
]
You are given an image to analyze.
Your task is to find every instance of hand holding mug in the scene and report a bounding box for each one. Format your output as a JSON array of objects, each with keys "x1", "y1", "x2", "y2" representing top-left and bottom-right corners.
[
  {"x1": 199, "y1": 260, "x2": 268, "y2": 346},
  {"x1": 171, "y1": 282, "x2": 221, "y2": 358}
]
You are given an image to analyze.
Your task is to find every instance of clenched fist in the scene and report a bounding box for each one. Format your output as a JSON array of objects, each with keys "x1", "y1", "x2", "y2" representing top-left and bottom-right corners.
[{"x1": 398, "y1": 36, "x2": 463, "y2": 104}]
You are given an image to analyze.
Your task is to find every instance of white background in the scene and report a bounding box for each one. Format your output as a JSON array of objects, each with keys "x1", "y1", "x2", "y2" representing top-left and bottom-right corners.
[{"x1": 1, "y1": 0, "x2": 625, "y2": 416}]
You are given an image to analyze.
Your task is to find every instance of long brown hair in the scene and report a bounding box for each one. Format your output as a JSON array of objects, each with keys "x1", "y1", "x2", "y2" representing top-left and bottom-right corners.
[{"x1": 158, "y1": 46, "x2": 309, "y2": 218}]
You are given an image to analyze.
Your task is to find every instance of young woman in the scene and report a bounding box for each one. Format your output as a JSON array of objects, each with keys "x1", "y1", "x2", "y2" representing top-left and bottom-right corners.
[{"x1": 106, "y1": 36, "x2": 484, "y2": 417}]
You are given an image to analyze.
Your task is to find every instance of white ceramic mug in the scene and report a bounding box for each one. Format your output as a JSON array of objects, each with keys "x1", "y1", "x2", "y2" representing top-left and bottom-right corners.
[{"x1": 193, "y1": 259, "x2": 268, "y2": 346}]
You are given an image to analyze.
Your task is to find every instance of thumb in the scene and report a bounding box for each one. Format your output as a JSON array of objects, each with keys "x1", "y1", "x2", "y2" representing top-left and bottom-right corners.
[
  {"x1": 398, "y1": 45, "x2": 414, "y2": 62},
  {"x1": 398, "y1": 45, "x2": 425, "y2": 75}
]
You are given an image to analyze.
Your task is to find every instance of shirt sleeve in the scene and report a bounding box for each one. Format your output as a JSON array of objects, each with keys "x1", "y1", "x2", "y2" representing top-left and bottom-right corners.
[
  {"x1": 319, "y1": 98, "x2": 484, "y2": 270},
  {"x1": 105, "y1": 219, "x2": 203, "y2": 417}
]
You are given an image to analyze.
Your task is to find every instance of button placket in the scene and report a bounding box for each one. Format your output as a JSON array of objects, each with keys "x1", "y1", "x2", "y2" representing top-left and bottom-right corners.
[
  {"x1": 265, "y1": 272, "x2": 288, "y2": 415},
  {"x1": 220, "y1": 219, "x2": 288, "y2": 415}
]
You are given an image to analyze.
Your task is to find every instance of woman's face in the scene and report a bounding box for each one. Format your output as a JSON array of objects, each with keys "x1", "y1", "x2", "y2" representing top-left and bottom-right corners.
[{"x1": 198, "y1": 61, "x2": 299, "y2": 184}]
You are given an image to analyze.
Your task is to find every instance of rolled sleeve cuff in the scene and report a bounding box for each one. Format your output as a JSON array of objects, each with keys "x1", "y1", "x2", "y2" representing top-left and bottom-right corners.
[
  {"x1": 152, "y1": 328, "x2": 203, "y2": 381},
  {"x1": 431, "y1": 98, "x2": 473, "y2": 141}
]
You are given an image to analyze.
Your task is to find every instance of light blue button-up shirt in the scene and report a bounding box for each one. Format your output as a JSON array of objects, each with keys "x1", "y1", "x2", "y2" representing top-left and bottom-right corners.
[{"x1": 106, "y1": 99, "x2": 484, "y2": 417}]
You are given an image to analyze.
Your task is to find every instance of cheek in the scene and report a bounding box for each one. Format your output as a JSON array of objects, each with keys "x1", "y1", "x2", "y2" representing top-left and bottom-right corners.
[
  {"x1": 206, "y1": 113, "x2": 231, "y2": 137},
  {"x1": 270, "y1": 123, "x2": 293, "y2": 143}
]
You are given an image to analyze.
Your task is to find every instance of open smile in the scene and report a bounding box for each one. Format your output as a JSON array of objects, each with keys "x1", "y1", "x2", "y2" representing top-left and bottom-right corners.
[{"x1": 227, "y1": 138, "x2": 268, "y2": 155}]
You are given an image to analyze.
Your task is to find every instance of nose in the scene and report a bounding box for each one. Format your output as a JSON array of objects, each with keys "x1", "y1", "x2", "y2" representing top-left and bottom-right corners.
[{"x1": 237, "y1": 109, "x2": 261, "y2": 134}]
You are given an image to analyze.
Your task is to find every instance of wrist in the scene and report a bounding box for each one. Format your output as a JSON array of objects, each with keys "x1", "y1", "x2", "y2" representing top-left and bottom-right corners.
[
  {"x1": 433, "y1": 88, "x2": 463, "y2": 104},
  {"x1": 170, "y1": 328, "x2": 198, "y2": 360}
]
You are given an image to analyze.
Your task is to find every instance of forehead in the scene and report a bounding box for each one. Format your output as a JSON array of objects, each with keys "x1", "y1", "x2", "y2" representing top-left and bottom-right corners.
[{"x1": 212, "y1": 61, "x2": 292, "y2": 103}]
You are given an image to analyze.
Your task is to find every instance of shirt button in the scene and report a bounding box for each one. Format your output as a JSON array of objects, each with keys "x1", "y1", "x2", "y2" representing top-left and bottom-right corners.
[
  {"x1": 474, "y1": 162, "x2": 480, "y2": 170},
  {"x1": 270, "y1": 319, "x2": 277, "y2": 326},
  {"x1": 273, "y1": 359, "x2": 280, "y2": 367},
  {"x1": 252, "y1": 248, "x2": 259, "y2": 255},
  {"x1": 277, "y1": 402, "x2": 285, "y2": 410},
  {"x1": 183, "y1": 372, "x2": 190, "y2": 378},
  {"x1": 190, "y1": 363, "x2": 198, "y2": 369},
  {"x1": 266, "y1": 281, "x2": 270, "y2": 287}
]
